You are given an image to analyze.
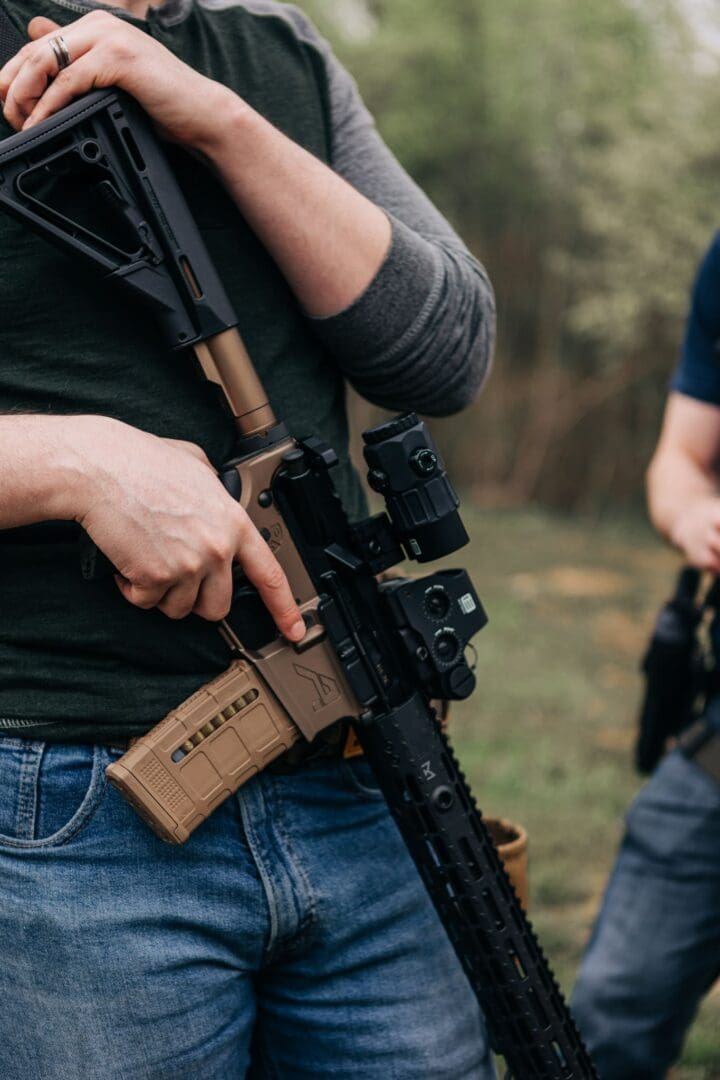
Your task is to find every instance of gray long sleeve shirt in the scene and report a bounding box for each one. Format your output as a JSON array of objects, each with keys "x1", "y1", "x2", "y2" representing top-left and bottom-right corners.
[{"x1": 231, "y1": 1, "x2": 496, "y2": 414}]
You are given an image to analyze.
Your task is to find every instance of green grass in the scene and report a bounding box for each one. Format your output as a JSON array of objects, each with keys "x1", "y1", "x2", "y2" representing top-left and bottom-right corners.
[{"x1": 448, "y1": 505, "x2": 720, "y2": 1078}]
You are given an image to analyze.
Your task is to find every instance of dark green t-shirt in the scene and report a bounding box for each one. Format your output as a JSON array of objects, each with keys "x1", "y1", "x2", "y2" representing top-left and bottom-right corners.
[{"x1": 0, "y1": 0, "x2": 367, "y2": 740}]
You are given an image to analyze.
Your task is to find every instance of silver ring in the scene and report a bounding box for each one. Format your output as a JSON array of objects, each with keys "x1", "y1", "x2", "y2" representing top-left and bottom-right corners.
[{"x1": 49, "y1": 35, "x2": 72, "y2": 72}]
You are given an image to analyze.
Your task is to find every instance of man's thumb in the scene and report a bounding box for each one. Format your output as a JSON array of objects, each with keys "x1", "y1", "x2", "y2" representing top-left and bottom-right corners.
[{"x1": 27, "y1": 16, "x2": 61, "y2": 41}]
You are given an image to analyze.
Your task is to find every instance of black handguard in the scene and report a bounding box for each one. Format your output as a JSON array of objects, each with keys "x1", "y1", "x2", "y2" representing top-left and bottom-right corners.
[
  {"x1": 635, "y1": 567, "x2": 704, "y2": 774},
  {"x1": 272, "y1": 424, "x2": 597, "y2": 1080},
  {"x1": 357, "y1": 699, "x2": 597, "y2": 1078}
]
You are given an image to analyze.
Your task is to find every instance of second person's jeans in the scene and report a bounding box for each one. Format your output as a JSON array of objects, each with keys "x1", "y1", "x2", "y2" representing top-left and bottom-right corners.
[{"x1": 572, "y1": 707, "x2": 720, "y2": 1079}]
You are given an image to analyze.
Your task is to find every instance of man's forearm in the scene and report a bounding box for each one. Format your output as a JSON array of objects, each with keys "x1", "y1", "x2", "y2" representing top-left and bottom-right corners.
[
  {"x1": 0, "y1": 414, "x2": 91, "y2": 527},
  {"x1": 645, "y1": 394, "x2": 720, "y2": 572},
  {"x1": 647, "y1": 448, "x2": 719, "y2": 542},
  {"x1": 203, "y1": 98, "x2": 392, "y2": 319}
]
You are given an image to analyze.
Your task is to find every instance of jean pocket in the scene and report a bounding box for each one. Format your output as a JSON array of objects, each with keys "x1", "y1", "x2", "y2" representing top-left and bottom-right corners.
[
  {"x1": 340, "y1": 757, "x2": 385, "y2": 801},
  {"x1": 625, "y1": 748, "x2": 720, "y2": 866},
  {"x1": 0, "y1": 738, "x2": 106, "y2": 849}
]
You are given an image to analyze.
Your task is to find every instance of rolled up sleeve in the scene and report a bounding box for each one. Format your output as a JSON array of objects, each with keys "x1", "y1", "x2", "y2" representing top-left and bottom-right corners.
[{"x1": 288, "y1": 7, "x2": 495, "y2": 415}]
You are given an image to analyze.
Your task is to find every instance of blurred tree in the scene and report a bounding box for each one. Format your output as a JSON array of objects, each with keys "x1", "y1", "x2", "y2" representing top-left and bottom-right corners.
[{"x1": 302, "y1": 0, "x2": 720, "y2": 510}]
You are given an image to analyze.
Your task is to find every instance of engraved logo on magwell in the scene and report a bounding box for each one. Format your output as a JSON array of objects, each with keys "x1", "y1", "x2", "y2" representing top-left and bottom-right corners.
[
  {"x1": 293, "y1": 664, "x2": 341, "y2": 712},
  {"x1": 268, "y1": 522, "x2": 284, "y2": 553}
]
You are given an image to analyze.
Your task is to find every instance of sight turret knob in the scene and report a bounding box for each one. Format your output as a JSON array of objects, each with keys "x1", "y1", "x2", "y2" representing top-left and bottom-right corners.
[{"x1": 362, "y1": 413, "x2": 419, "y2": 446}]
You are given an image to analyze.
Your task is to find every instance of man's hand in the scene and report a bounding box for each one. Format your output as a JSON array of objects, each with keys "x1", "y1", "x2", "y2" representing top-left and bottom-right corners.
[
  {"x1": 647, "y1": 393, "x2": 720, "y2": 570},
  {"x1": 0, "y1": 13, "x2": 239, "y2": 153},
  {"x1": 669, "y1": 496, "x2": 720, "y2": 573},
  {"x1": 70, "y1": 416, "x2": 306, "y2": 641}
]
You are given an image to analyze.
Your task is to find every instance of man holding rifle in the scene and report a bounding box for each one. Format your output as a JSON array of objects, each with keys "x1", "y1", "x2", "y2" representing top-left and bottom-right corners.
[{"x1": 0, "y1": 1, "x2": 496, "y2": 1077}]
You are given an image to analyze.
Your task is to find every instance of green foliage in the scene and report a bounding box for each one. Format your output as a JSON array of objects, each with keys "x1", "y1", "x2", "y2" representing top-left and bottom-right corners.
[{"x1": 302, "y1": 0, "x2": 720, "y2": 508}]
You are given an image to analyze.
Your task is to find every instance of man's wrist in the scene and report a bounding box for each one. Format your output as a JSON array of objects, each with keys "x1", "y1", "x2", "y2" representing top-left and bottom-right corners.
[
  {"x1": 664, "y1": 501, "x2": 697, "y2": 551},
  {"x1": 192, "y1": 87, "x2": 255, "y2": 165},
  {"x1": 650, "y1": 495, "x2": 684, "y2": 548},
  {"x1": 666, "y1": 492, "x2": 718, "y2": 556},
  {"x1": 39, "y1": 414, "x2": 117, "y2": 523}
]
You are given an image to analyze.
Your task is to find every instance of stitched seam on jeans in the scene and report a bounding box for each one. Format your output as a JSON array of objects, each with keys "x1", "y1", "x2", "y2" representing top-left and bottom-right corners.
[
  {"x1": 258, "y1": 781, "x2": 311, "y2": 957},
  {"x1": 270, "y1": 782, "x2": 318, "y2": 947},
  {"x1": 237, "y1": 783, "x2": 280, "y2": 957},
  {"x1": 15, "y1": 742, "x2": 43, "y2": 840},
  {"x1": 0, "y1": 746, "x2": 107, "y2": 850},
  {"x1": 59, "y1": 751, "x2": 108, "y2": 847},
  {"x1": 0, "y1": 737, "x2": 30, "y2": 750}
]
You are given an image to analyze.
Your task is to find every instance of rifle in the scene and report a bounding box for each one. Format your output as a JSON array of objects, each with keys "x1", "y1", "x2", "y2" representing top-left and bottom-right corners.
[{"x1": 0, "y1": 73, "x2": 597, "y2": 1078}]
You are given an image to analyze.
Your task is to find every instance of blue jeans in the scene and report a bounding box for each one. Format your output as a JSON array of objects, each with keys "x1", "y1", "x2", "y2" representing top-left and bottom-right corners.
[
  {"x1": 572, "y1": 729, "x2": 720, "y2": 1079},
  {"x1": 0, "y1": 737, "x2": 495, "y2": 1080}
]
